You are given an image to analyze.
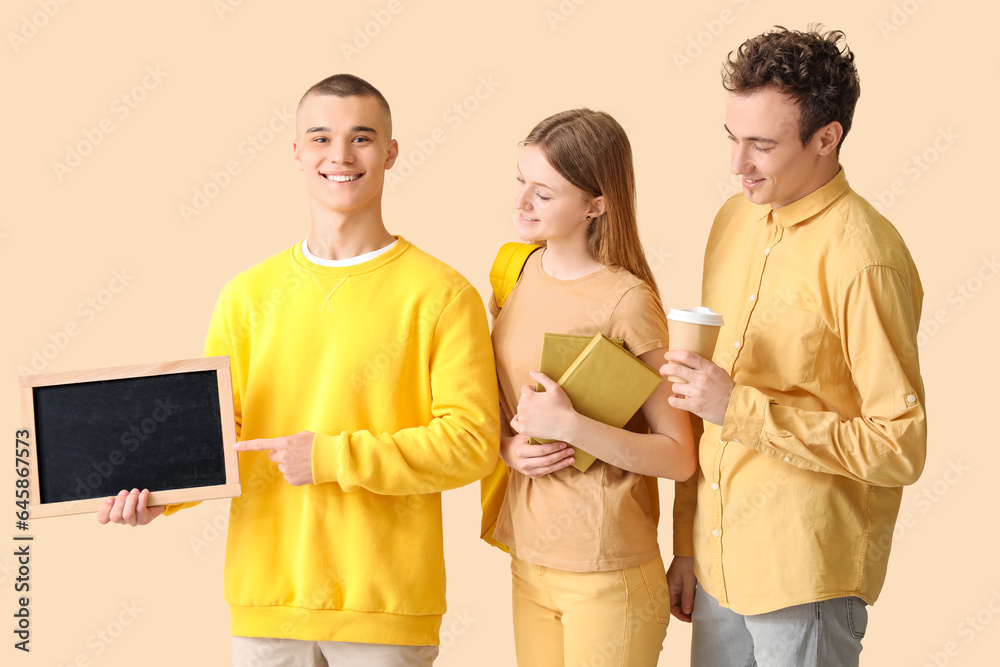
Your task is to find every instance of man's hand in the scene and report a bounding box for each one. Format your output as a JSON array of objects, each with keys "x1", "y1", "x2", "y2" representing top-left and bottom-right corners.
[
  {"x1": 234, "y1": 431, "x2": 315, "y2": 486},
  {"x1": 500, "y1": 432, "x2": 575, "y2": 479},
  {"x1": 97, "y1": 488, "x2": 165, "y2": 527},
  {"x1": 666, "y1": 555, "x2": 697, "y2": 622},
  {"x1": 661, "y1": 351, "x2": 735, "y2": 426},
  {"x1": 509, "y1": 371, "x2": 578, "y2": 442}
]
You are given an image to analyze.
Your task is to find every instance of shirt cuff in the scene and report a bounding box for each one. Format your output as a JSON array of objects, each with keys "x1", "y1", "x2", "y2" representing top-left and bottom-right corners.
[
  {"x1": 673, "y1": 522, "x2": 694, "y2": 558},
  {"x1": 720, "y1": 384, "x2": 768, "y2": 449},
  {"x1": 311, "y1": 432, "x2": 343, "y2": 485}
]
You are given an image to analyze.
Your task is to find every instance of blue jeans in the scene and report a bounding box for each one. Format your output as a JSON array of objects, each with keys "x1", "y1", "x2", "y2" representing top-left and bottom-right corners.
[{"x1": 691, "y1": 587, "x2": 867, "y2": 667}]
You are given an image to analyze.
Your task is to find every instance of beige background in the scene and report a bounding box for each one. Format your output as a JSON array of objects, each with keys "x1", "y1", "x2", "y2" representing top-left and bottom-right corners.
[{"x1": 1, "y1": 1, "x2": 993, "y2": 665}]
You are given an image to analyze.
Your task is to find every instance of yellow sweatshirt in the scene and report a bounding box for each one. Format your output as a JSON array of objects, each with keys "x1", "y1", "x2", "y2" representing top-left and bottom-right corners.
[{"x1": 172, "y1": 237, "x2": 499, "y2": 645}]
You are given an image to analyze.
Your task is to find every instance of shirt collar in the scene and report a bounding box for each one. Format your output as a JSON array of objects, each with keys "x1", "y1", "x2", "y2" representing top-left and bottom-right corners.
[{"x1": 769, "y1": 167, "x2": 850, "y2": 228}]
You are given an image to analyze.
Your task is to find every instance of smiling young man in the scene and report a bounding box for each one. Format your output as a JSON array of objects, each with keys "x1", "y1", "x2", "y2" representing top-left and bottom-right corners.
[
  {"x1": 660, "y1": 27, "x2": 927, "y2": 666},
  {"x1": 98, "y1": 74, "x2": 500, "y2": 666}
]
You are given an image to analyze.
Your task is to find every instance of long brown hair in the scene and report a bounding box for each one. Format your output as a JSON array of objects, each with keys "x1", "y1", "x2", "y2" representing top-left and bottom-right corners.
[{"x1": 524, "y1": 109, "x2": 661, "y2": 302}]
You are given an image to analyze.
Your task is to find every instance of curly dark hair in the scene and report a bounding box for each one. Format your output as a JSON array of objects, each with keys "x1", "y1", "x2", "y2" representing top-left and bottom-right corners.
[{"x1": 722, "y1": 25, "x2": 860, "y2": 152}]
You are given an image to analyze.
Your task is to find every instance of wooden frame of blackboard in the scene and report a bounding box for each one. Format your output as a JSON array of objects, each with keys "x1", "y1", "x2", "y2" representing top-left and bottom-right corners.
[{"x1": 18, "y1": 357, "x2": 240, "y2": 518}]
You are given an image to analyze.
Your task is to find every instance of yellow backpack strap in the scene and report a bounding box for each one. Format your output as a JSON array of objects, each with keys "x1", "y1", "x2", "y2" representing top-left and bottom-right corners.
[
  {"x1": 479, "y1": 460, "x2": 511, "y2": 552},
  {"x1": 480, "y1": 243, "x2": 539, "y2": 552},
  {"x1": 489, "y1": 242, "x2": 541, "y2": 308}
]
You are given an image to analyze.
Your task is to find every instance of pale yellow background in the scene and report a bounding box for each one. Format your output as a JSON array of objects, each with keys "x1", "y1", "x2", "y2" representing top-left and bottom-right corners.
[{"x1": 1, "y1": 1, "x2": 993, "y2": 665}]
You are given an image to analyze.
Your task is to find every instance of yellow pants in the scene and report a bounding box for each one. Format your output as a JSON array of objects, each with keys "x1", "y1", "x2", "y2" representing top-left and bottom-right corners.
[{"x1": 511, "y1": 555, "x2": 670, "y2": 667}]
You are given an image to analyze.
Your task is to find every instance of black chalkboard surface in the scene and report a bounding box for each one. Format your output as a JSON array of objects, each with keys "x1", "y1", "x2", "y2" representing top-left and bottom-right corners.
[{"x1": 18, "y1": 357, "x2": 240, "y2": 518}]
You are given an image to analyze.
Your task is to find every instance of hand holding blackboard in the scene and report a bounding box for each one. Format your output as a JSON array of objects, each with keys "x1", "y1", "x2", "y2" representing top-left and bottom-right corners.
[
  {"x1": 96, "y1": 488, "x2": 165, "y2": 526},
  {"x1": 18, "y1": 357, "x2": 240, "y2": 518}
]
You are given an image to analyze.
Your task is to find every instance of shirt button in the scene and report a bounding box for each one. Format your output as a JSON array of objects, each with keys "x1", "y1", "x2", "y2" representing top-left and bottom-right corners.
[
  {"x1": 749, "y1": 294, "x2": 756, "y2": 301},
  {"x1": 764, "y1": 247, "x2": 771, "y2": 255},
  {"x1": 733, "y1": 341, "x2": 741, "y2": 349},
  {"x1": 712, "y1": 483, "x2": 719, "y2": 490},
  {"x1": 783, "y1": 456, "x2": 791, "y2": 463},
  {"x1": 712, "y1": 529, "x2": 721, "y2": 538},
  {"x1": 906, "y1": 394, "x2": 917, "y2": 403}
]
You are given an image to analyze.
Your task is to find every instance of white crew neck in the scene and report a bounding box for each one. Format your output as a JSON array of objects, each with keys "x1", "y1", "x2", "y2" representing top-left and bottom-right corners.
[{"x1": 301, "y1": 238, "x2": 397, "y2": 267}]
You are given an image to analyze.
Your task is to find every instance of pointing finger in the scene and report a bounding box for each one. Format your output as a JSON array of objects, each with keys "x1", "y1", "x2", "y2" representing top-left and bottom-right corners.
[{"x1": 233, "y1": 439, "x2": 275, "y2": 452}]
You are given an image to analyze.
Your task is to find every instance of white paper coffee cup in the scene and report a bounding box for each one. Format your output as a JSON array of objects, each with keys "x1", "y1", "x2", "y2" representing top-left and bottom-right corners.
[
  {"x1": 666, "y1": 307, "x2": 724, "y2": 383},
  {"x1": 666, "y1": 307, "x2": 725, "y2": 327}
]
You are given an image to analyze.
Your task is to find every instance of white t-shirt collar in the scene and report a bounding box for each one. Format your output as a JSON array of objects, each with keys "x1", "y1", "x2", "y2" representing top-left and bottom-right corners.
[{"x1": 301, "y1": 238, "x2": 397, "y2": 267}]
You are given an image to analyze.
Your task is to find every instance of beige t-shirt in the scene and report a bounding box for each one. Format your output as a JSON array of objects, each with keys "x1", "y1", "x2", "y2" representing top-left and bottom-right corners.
[{"x1": 491, "y1": 250, "x2": 670, "y2": 572}]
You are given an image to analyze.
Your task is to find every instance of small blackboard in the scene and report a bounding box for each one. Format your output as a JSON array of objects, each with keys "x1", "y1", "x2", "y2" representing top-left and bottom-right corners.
[{"x1": 18, "y1": 357, "x2": 240, "y2": 518}]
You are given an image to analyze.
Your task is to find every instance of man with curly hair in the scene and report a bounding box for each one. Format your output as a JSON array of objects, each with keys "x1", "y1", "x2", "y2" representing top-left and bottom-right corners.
[{"x1": 661, "y1": 26, "x2": 926, "y2": 666}]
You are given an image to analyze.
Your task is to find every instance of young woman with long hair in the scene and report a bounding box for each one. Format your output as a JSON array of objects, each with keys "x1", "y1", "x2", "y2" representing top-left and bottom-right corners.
[{"x1": 484, "y1": 109, "x2": 696, "y2": 666}]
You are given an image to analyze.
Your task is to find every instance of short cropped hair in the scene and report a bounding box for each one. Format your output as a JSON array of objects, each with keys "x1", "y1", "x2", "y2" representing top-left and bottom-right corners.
[
  {"x1": 723, "y1": 26, "x2": 860, "y2": 152},
  {"x1": 298, "y1": 74, "x2": 392, "y2": 132}
]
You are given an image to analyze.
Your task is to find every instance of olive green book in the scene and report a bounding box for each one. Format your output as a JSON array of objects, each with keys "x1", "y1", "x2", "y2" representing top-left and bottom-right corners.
[{"x1": 530, "y1": 333, "x2": 661, "y2": 472}]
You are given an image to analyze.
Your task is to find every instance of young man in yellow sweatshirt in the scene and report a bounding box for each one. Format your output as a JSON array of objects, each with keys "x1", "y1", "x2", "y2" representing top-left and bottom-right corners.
[{"x1": 98, "y1": 74, "x2": 500, "y2": 666}]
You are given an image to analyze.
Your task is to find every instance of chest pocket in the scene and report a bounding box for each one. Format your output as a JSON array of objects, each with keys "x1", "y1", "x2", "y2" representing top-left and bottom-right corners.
[{"x1": 747, "y1": 302, "x2": 826, "y2": 389}]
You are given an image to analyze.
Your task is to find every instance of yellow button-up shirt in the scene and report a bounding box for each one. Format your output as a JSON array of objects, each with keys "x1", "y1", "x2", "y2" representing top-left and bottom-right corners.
[{"x1": 674, "y1": 169, "x2": 926, "y2": 614}]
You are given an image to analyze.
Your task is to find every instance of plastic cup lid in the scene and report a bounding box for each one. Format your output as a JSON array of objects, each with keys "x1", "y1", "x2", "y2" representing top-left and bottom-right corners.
[{"x1": 667, "y1": 307, "x2": 724, "y2": 326}]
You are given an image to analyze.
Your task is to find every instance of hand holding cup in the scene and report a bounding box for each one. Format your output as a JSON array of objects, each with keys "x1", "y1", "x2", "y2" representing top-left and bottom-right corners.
[{"x1": 665, "y1": 307, "x2": 724, "y2": 383}]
